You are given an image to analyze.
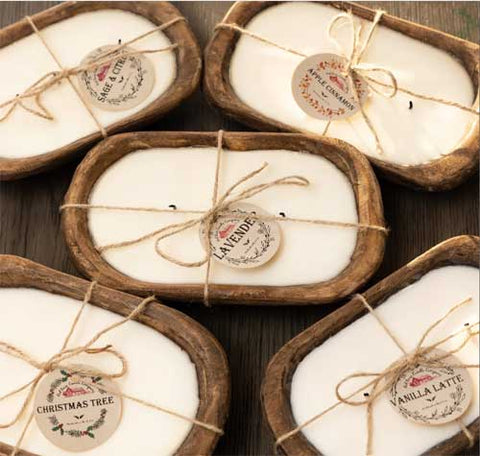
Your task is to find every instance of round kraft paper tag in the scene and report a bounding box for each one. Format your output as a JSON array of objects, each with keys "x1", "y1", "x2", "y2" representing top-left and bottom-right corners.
[
  {"x1": 78, "y1": 45, "x2": 155, "y2": 111},
  {"x1": 201, "y1": 203, "x2": 281, "y2": 269},
  {"x1": 291, "y1": 53, "x2": 368, "y2": 121},
  {"x1": 387, "y1": 350, "x2": 473, "y2": 425},
  {"x1": 34, "y1": 365, "x2": 122, "y2": 452}
]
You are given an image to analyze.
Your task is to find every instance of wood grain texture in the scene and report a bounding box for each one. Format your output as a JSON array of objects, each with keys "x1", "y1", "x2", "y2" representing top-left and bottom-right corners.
[
  {"x1": 204, "y1": 1, "x2": 480, "y2": 191},
  {"x1": 0, "y1": 255, "x2": 230, "y2": 456},
  {"x1": 62, "y1": 131, "x2": 385, "y2": 305},
  {"x1": 0, "y1": 1, "x2": 202, "y2": 180},
  {"x1": 0, "y1": 2, "x2": 479, "y2": 455},
  {"x1": 262, "y1": 235, "x2": 479, "y2": 456}
]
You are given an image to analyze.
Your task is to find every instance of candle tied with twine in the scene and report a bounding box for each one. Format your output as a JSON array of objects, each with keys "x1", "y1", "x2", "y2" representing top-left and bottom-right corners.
[
  {"x1": 0, "y1": 282, "x2": 223, "y2": 456},
  {"x1": 61, "y1": 130, "x2": 388, "y2": 306},
  {"x1": 275, "y1": 294, "x2": 480, "y2": 455},
  {"x1": 0, "y1": 15, "x2": 185, "y2": 137},
  {"x1": 215, "y1": 9, "x2": 479, "y2": 154}
]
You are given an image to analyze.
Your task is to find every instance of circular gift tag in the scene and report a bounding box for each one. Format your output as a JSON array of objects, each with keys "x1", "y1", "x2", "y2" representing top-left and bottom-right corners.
[
  {"x1": 34, "y1": 365, "x2": 122, "y2": 451},
  {"x1": 78, "y1": 45, "x2": 155, "y2": 111},
  {"x1": 200, "y1": 203, "x2": 281, "y2": 269},
  {"x1": 387, "y1": 350, "x2": 473, "y2": 425},
  {"x1": 291, "y1": 53, "x2": 368, "y2": 120}
]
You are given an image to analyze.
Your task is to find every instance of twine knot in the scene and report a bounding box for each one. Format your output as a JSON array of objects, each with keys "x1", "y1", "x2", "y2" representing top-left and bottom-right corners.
[
  {"x1": 327, "y1": 10, "x2": 401, "y2": 153},
  {"x1": 0, "y1": 288, "x2": 222, "y2": 455},
  {"x1": 0, "y1": 16, "x2": 184, "y2": 127},
  {"x1": 336, "y1": 295, "x2": 479, "y2": 410},
  {"x1": 61, "y1": 130, "x2": 388, "y2": 306},
  {"x1": 276, "y1": 294, "x2": 479, "y2": 453},
  {"x1": 148, "y1": 161, "x2": 309, "y2": 269},
  {"x1": 216, "y1": 9, "x2": 478, "y2": 157},
  {"x1": 330, "y1": 10, "x2": 398, "y2": 99},
  {"x1": 39, "y1": 359, "x2": 57, "y2": 374},
  {"x1": 0, "y1": 284, "x2": 148, "y2": 437}
]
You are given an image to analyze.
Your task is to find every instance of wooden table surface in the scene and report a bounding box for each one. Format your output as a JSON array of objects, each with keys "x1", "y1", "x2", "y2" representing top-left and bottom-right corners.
[{"x1": 0, "y1": 2, "x2": 478, "y2": 455}]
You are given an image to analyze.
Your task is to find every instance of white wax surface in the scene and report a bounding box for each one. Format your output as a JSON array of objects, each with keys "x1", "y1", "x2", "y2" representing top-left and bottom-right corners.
[
  {"x1": 0, "y1": 10, "x2": 176, "y2": 159},
  {"x1": 229, "y1": 2, "x2": 476, "y2": 166},
  {"x1": 87, "y1": 147, "x2": 358, "y2": 286},
  {"x1": 0, "y1": 288, "x2": 199, "y2": 455},
  {"x1": 291, "y1": 265, "x2": 480, "y2": 455}
]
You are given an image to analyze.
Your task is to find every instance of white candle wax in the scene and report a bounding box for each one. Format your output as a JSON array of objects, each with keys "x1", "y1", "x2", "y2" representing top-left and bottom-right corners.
[
  {"x1": 0, "y1": 9, "x2": 176, "y2": 159},
  {"x1": 229, "y1": 2, "x2": 476, "y2": 166},
  {"x1": 291, "y1": 265, "x2": 479, "y2": 455},
  {"x1": 87, "y1": 147, "x2": 358, "y2": 286},
  {"x1": 0, "y1": 287, "x2": 199, "y2": 455}
]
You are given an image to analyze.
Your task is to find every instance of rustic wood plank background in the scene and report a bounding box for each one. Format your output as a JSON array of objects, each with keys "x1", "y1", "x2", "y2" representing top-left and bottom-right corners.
[{"x1": 0, "y1": 2, "x2": 478, "y2": 455}]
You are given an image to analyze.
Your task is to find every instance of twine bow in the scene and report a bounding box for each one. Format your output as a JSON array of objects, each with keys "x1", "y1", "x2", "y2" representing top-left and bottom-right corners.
[
  {"x1": 61, "y1": 130, "x2": 388, "y2": 306},
  {"x1": 0, "y1": 282, "x2": 222, "y2": 456},
  {"x1": 216, "y1": 9, "x2": 479, "y2": 155},
  {"x1": 276, "y1": 294, "x2": 480, "y2": 454},
  {"x1": 323, "y1": 10, "x2": 397, "y2": 152},
  {"x1": 104, "y1": 161, "x2": 310, "y2": 267},
  {"x1": 328, "y1": 11, "x2": 398, "y2": 97},
  {"x1": 0, "y1": 16, "x2": 184, "y2": 136}
]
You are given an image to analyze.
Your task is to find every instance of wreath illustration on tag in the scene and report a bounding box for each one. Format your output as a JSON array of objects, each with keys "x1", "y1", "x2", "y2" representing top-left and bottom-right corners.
[
  {"x1": 388, "y1": 356, "x2": 472, "y2": 426},
  {"x1": 298, "y1": 60, "x2": 366, "y2": 118},
  {"x1": 203, "y1": 203, "x2": 282, "y2": 269},
  {"x1": 78, "y1": 45, "x2": 155, "y2": 111},
  {"x1": 46, "y1": 370, "x2": 110, "y2": 438},
  {"x1": 49, "y1": 408, "x2": 108, "y2": 439},
  {"x1": 292, "y1": 53, "x2": 368, "y2": 120},
  {"x1": 225, "y1": 222, "x2": 274, "y2": 267}
]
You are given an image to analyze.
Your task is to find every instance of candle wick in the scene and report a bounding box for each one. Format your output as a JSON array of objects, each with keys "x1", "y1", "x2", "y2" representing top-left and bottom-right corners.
[
  {"x1": 168, "y1": 204, "x2": 177, "y2": 210},
  {"x1": 118, "y1": 39, "x2": 122, "y2": 45},
  {"x1": 408, "y1": 100, "x2": 413, "y2": 110},
  {"x1": 279, "y1": 212, "x2": 286, "y2": 218}
]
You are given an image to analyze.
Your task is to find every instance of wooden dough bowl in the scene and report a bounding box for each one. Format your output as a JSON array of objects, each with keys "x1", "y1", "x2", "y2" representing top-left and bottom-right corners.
[
  {"x1": 0, "y1": 1, "x2": 202, "y2": 180},
  {"x1": 204, "y1": 1, "x2": 479, "y2": 191},
  {"x1": 262, "y1": 235, "x2": 479, "y2": 455},
  {"x1": 62, "y1": 130, "x2": 386, "y2": 306},
  {"x1": 0, "y1": 255, "x2": 229, "y2": 456}
]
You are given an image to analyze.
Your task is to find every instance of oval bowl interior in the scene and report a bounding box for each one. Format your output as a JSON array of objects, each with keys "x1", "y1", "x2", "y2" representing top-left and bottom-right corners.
[
  {"x1": 262, "y1": 235, "x2": 479, "y2": 455},
  {"x1": 0, "y1": 1, "x2": 202, "y2": 180},
  {"x1": 62, "y1": 131, "x2": 386, "y2": 306},
  {"x1": 0, "y1": 255, "x2": 229, "y2": 456},
  {"x1": 204, "y1": 1, "x2": 479, "y2": 191}
]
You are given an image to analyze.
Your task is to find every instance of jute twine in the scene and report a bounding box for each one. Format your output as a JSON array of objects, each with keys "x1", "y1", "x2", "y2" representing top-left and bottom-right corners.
[
  {"x1": 0, "y1": 15, "x2": 185, "y2": 137},
  {"x1": 0, "y1": 282, "x2": 223, "y2": 456},
  {"x1": 215, "y1": 10, "x2": 479, "y2": 154},
  {"x1": 275, "y1": 294, "x2": 479, "y2": 454},
  {"x1": 61, "y1": 129, "x2": 388, "y2": 306}
]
